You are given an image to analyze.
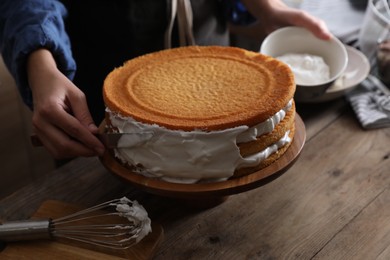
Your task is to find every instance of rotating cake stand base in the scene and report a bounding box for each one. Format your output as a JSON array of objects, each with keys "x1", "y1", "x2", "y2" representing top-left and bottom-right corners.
[{"x1": 99, "y1": 114, "x2": 306, "y2": 207}]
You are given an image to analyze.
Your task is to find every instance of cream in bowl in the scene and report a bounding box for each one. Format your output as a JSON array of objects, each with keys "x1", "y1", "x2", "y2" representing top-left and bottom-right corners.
[
  {"x1": 276, "y1": 53, "x2": 330, "y2": 85},
  {"x1": 260, "y1": 26, "x2": 348, "y2": 102}
]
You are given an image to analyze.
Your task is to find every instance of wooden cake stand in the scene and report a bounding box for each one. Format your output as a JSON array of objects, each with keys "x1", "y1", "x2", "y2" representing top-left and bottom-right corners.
[{"x1": 99, "y1": 114, "x2": 306, "y2": 203}]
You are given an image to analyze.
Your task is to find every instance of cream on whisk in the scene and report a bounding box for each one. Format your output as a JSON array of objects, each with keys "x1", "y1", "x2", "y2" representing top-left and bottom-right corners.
[{"x1": 114, "y1": 197, "x2": 152, "y2": 243}]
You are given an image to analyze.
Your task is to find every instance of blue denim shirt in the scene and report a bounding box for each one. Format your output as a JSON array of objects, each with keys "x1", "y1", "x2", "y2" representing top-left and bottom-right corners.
[
  {"x1": 0, "y1": 0, "x2": 75, "y2": 109},
  {"x1": 0, "y1": 0, "x2": 228, "y2": 121}
]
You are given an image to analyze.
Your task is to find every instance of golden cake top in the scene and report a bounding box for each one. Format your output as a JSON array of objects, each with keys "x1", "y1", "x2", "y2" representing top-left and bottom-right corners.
[{"x1": 103, "y1": 46, "x2": 295, "y2": 131}]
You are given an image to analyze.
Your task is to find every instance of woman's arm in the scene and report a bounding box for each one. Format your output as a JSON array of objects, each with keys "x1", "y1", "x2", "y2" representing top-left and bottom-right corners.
[
  {"x1": 0, "y1": 0, "x2": 76, "y2": 108},
  {"x1": 0, "y1": 0, "x2": 104, "y2": 158},
  {"x1": 27, "y1": 49, "x2": 104, "y2": 158},
  {"x1": 239, "y1": 0, "x2": 331, "y2": 40}
]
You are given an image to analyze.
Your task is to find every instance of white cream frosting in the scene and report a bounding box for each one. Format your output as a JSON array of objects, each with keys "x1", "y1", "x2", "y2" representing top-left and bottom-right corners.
[
  {"x1": 111, "y1": 197, "x2": 152, "y2": 243},
  {"x1": 237, "y1": 100, "x2": 292, "y2": 143},
  {"x1": 107, "y1": 100, "x2": 293, "y2": 183},
  {"x1": 277, "y1": 53, "x2": 330, "y2": 85}
]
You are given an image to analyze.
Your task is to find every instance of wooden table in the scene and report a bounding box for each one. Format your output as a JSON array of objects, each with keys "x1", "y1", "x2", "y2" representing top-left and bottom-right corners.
[{"x1": 1, "y1": 98, "x2": 389, "y2": 259}]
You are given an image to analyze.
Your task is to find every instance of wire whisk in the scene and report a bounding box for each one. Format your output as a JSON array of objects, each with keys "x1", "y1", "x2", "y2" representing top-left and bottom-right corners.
[{"x1": 0, "y1": 197, "x2": 152, "y2": 250}]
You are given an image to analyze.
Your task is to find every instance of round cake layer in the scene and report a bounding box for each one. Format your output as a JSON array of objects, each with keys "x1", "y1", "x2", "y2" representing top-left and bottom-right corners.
[{"x1": 103, "y1": 46, "x2": 295, "y2": 131}]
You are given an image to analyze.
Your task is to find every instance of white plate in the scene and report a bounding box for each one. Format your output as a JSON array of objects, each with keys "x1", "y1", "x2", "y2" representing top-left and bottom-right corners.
[{"x1": 304, "y1": 45, "x2": 371, "y2": 103}]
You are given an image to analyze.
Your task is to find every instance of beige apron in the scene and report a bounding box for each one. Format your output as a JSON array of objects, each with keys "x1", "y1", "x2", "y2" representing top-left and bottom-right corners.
[{"x1": 165, "y1": 0, "x2": 196, "y2": 48}]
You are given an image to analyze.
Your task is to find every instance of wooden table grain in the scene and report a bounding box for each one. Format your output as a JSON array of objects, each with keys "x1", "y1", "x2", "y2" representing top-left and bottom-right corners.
[{"x1": 1, "y1": 99, "x2": 389, "y2": 260}]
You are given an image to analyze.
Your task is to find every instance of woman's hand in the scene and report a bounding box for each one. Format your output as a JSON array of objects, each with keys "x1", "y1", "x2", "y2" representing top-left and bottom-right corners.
[
  {"x1": 27, "y1": 49, "x2": 105, "y2": 159},
  {"x1": 239, "y1": 0, "x2": 332, "y2": 41}
]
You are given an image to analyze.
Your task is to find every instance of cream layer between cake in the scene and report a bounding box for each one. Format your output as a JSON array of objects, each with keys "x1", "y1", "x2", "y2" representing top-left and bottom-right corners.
[{"x1": 106, "y1": 100, "x2": 293, "y2": 183}]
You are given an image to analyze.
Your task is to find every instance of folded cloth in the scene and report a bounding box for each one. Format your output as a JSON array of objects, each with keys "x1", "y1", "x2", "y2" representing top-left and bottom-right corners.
[{"x1": 347, "y1": 75, "x2": 390, "y2": 129}]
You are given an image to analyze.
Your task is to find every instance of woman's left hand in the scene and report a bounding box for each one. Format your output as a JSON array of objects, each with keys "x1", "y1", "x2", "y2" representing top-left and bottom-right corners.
[{"x1": 238, "y1": 0, "x2": 332, "y2": 41}]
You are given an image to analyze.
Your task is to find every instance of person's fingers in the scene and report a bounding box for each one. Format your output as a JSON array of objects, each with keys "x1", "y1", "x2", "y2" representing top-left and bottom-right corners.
[
  {"x1": 66, "y1": 89, "x2": 105, "y2": 154},
  {"x1": 32, "y1": 116, "x2": 97, "y2": 159},
  {"x1": 240, "y1": 0, "x2": 332, "y2": 41},
  {"x1": 27, "y1": 50, "x2": 105, "y2": 158},
  {"x1": 32, "y1": 95, "x2": 105, "y2": 158},
  {"x1": 282, "y1": 10, "x2": 332, "y2": 40},
  {"x1": 67, "y1": 88, "x2": 100, "y2": 134},
  {"x1": 311, "y1": 19, "x2": 332, "y2": 40},
  {"x1": 44, "y1": 104, "x2": 105, "y2": 156},
  {"x1": 35, "y1": 133, "x2": 97, "y2": 159}
]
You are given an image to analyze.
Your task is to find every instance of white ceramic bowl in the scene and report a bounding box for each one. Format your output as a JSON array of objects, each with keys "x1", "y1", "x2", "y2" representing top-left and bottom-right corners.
[
  {"x1": 306, "y1": 45, "x2": 370, "y2": 103},
  {"x1": 260, "y1": 26, "x2": 348, "y2": 102}
]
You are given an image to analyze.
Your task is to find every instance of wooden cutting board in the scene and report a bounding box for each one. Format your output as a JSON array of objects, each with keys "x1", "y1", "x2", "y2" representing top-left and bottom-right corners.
[{"x1": 0, "y1": 200, "x2": 164, "y2": 259}]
